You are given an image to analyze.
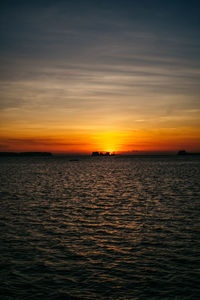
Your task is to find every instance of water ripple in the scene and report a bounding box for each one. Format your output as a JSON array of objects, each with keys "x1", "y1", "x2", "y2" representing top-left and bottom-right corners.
[{"x1": 0, "y1": 155, "x2": 200, "y2": 299}]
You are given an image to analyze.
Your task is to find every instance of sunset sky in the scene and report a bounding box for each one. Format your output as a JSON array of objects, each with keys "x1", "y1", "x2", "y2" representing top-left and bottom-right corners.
[{"x1": 0, "y1": 0, "x2": 200, "y2": 154}]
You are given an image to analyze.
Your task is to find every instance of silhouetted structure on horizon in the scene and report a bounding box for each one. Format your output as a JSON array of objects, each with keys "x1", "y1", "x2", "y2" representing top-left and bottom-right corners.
[{"x1": 91, "y1": 151, "x2": 115, "y2": 156}]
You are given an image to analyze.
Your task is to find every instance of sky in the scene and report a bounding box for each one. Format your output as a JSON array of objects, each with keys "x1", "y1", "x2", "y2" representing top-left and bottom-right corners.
[{"x1": 0, "y1": 0, "x2": 200, "y2": 154}]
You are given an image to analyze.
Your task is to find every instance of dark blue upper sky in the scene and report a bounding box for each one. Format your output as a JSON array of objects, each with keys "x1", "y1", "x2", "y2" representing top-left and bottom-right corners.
[{"x1": 1, "y1": 0, "x2": 199, "y2": 61}]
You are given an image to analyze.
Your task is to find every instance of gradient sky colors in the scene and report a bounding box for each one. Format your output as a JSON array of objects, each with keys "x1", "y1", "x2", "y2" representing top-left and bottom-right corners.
[{"x1": 0, "y1": 0, "x2": 200, "y2": 154}]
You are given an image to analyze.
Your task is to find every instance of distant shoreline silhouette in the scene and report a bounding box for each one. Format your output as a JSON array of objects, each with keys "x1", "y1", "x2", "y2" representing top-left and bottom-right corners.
[
  {"x1": 0, "y1": 151, "x2": 200, "y2": 157},
  {"x1": 0, "y1": 152, "x2": 52, "y2": 157}
]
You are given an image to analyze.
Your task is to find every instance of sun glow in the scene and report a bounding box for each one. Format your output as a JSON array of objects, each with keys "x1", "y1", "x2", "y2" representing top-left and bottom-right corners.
[
  {"x1": 92, "y1": 131, "x2": 127, "y2": 153},
  {"x1": 105, "y1": 149, "x2": 115, "y2": 153}
]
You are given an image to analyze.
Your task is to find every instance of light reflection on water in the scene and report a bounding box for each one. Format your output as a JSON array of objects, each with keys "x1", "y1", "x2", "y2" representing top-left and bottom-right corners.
[{"x1": 0, "y1": 155, "x2": 200, "y2": 299}]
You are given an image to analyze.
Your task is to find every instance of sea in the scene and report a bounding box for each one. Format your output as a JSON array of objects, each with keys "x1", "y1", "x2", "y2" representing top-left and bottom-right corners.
[{"x1": 0, "y1": 155, "x2": 199, "y2": 299}]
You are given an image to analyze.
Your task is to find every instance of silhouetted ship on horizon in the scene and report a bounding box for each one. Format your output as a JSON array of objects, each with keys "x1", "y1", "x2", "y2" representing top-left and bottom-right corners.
[{"x1": 177, "y1": 150, "x2": 200, "y2": 155}]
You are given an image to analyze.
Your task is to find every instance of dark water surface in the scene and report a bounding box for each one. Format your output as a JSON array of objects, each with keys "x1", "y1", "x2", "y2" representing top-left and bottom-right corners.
[{"x1": 0, "y1": 155, "x2": 200, "y2": 299}]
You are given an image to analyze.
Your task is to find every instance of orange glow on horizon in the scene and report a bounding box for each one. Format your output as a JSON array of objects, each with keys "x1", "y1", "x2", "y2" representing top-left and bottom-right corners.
[{"x1": 0, "y1": 127, "x2": 199, "y2": 154}]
